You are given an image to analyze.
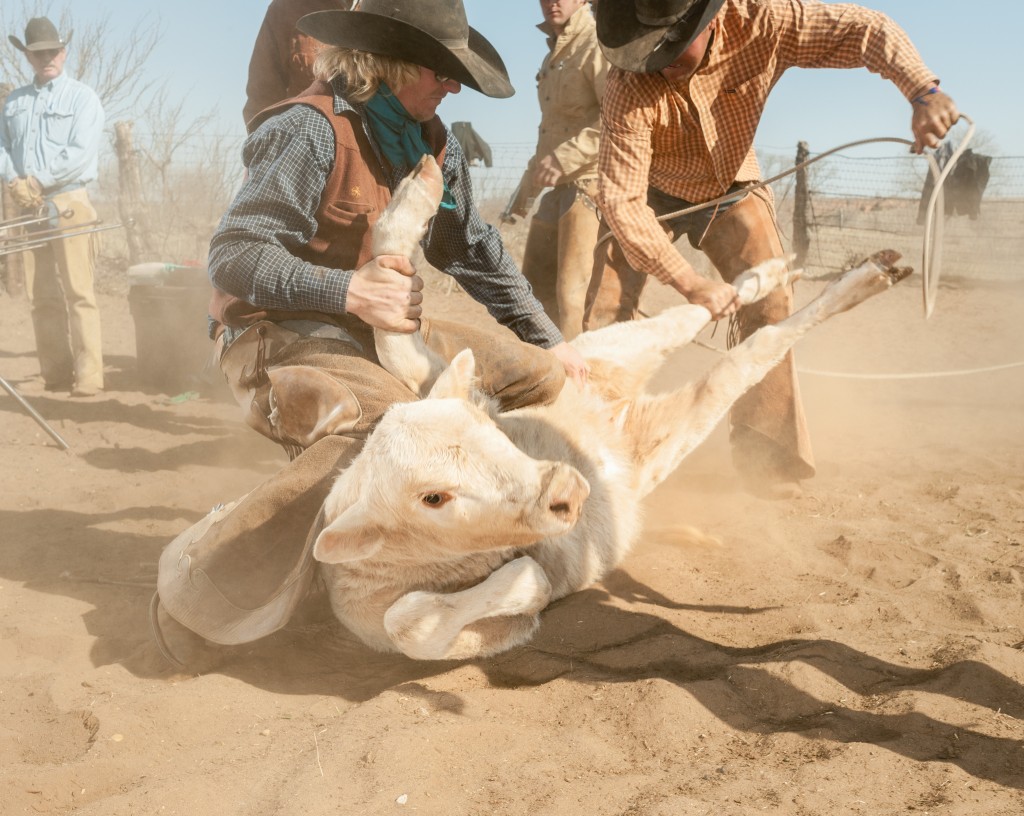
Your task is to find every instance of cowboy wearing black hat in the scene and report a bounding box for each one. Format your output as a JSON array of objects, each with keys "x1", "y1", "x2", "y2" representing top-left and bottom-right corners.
[
  {"x1": 2, "y1": 16, "x2": 106, "y2": 397},
  {"x1": 243, "y1": 0, "x2": 358, "y2": 126},
  {"x1": 154, "y1": 0, "x2": 587, "y2": 660},
  {"x1": 584, "y1": 0, "x2": 958, "y2": 499}
]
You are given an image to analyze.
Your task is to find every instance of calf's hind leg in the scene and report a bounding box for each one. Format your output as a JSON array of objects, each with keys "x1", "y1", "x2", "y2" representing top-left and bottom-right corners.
[
  {"x1": 574, "y1": 257, "x2": 798, "y2": 397},
  {"x1": 631, "y1": 252, "x2": 911, "y2": 495},
  {"x1": 383, "y1": 556, "x2": 553, "y2": 660}
]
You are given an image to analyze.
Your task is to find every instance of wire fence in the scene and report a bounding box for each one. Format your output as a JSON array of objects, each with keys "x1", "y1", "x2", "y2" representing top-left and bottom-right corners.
[
  {"x1": 778, "y1": 150, "x2": 1023, "y2": 283},
  {"x1": 91, "y1": 129, "x2": 249, "y2": 269},
  {"x1": 5, "y1": 128, "x2": 1018, "y2": 298},
  {"x1": 468, "y1": 142, "x2": 1023, "y2": 284}
]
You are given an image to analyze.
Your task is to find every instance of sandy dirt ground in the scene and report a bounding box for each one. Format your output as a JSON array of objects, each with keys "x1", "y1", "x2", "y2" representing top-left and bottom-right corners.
[{"x1": 1, "y1": 265, "x2": 1022, "y2": 815}]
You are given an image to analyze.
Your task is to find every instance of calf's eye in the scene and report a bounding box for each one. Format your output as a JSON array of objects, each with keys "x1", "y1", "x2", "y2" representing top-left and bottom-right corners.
[{"x1": 421, "y1": 492, "x2": 451, "y2": 508}]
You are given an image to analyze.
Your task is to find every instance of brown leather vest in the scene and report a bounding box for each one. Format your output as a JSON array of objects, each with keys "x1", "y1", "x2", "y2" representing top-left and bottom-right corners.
[{"x1": 210, "y1": 81, "x2": 447, "y2": 331}]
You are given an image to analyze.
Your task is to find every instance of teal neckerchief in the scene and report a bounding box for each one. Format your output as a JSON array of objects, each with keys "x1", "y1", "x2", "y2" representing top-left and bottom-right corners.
[{"x1": 364, "y1": 84, "x2": 456, "y2": 211}]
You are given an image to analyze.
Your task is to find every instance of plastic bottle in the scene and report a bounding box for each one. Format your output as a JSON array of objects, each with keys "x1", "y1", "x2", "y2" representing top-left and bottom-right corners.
[{"x1": 127, "y1": 262, "x2": 190, "y2": 286}]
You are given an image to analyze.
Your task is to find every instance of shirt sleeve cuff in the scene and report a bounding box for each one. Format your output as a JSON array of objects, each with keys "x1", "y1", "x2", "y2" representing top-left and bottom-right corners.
[
  {"x1": 332, "y1": 267, "x2": 355, "y2": 315},
  {"x1": 899, "y1": 70, "x2": 940, "y2": 102}
]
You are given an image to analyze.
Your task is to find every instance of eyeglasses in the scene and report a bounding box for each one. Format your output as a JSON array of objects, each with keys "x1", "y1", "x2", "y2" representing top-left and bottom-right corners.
[{"x1": 434, "y1": 72, "x2": 451, "y2": 84}]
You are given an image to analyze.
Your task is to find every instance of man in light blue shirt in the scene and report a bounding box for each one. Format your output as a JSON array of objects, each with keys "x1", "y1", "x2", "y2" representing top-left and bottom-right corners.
[{"x1": 2, "y1": 17, "x2": 106, "y2": 396}]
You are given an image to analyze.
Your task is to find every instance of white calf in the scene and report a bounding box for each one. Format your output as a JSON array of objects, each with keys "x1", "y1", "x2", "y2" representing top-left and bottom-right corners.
[{"x1": 312, "y1": 156, "x2": 910, "y2": 660}]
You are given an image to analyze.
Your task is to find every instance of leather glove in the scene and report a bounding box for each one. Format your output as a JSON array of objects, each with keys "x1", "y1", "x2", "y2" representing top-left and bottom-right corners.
[{"x1": 9, "y1": 176, "x2": 44, "y2": 209}]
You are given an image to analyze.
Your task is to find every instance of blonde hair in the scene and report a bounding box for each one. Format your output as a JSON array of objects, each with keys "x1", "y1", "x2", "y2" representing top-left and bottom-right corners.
[{"x1": 314, "y1": 46, "x2": 420, "y2": 103}]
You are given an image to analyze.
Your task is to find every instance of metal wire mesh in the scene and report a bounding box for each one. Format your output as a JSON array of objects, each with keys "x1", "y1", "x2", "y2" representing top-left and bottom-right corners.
[{"x1": 9, "y1": 129, "x2": 1014, "y2": 293}]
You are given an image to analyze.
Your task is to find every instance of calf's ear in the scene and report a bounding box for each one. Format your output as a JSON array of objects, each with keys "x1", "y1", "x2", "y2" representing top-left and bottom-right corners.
[
  {"x1": 313, "y1": 502, "x2": 383, "y2": 563},
  {"x1": 426, "y1": 349, "x2": 477, "y2": 401}
]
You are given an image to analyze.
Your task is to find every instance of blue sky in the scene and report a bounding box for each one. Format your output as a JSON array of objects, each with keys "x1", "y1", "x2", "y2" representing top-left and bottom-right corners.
[{"x1": 19, "y1": 1, "x2": 1023, "y2": 156}]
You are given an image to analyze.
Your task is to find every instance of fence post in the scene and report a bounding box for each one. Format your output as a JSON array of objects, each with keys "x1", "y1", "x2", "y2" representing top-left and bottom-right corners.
[
  {"x1": 114, "y1": 120, "x2": 155, "y2": 264},
  {"x1": 0, "y1": 82, "x2": 26, "y2": 298},
  {"x1": 793, "y1": 140, "x2": 810, "y2": 269}
]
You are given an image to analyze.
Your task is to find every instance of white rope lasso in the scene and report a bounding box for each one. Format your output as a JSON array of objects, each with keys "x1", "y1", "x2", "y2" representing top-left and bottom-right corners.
[
  {"x1": 796, "y1": 361, "x2": 1024, "y2": 380},
  {"x1": 691, "y1": 340, "x2": 1024, "y2": 382},
  {"x1": 630, "y1": 117, "x2": 1024, "y2": 381},
  {"x1": 596, "y1": 115, "x2": 977, "y2": 319}
]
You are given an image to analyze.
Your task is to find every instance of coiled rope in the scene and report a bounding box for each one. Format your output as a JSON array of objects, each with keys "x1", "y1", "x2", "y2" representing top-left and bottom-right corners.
[
  {"x1": 615, "y1": 116, "x2": 1024, "y2": 380},
  {"x1": 596, "y1": 115, "x2": 977, "y2": 318},
  {"x1": 643, "y1": 115, "x2": 1019, "y2": 378}
]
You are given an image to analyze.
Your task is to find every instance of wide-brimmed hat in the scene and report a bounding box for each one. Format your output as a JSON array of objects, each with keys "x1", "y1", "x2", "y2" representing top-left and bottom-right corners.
[
  {"x1": 596, "y1": 0, "x2": 725, "y2": 74},
  {"x1": 298, "y1": 0, "x2": 514, "y2": 99},
  {"x1": 9, "y1": 17, "x2": 72, "y2": 53}
]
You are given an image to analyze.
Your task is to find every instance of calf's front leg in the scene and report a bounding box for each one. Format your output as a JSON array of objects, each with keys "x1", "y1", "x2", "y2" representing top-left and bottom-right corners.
[
  {"x1": 383, "y1": 556, "x2": 553, "y2": 660},
  {"x1": 372, "y1": 154, "x2": 448, "y2": 396}
]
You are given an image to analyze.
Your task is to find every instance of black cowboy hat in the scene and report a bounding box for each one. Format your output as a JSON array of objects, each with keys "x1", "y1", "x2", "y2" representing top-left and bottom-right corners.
[
  {"x1": 298, "y1": 0, "x2": 514, "y2": 99},
  {"x1": 9, "y1": 16, "x2": 72, "y2": 53},
  {"x1": 596, "y1": 0, "x2": 726, "y2": 74}
]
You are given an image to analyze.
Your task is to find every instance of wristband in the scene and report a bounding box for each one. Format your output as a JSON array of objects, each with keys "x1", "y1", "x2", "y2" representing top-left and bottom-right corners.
[{"x1": 913, "y1": 87, "x2": 939, "y2": 106}]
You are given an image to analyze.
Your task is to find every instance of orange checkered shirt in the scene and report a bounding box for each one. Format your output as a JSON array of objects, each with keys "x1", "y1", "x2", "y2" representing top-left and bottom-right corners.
[{"x1": 598, "y1": 0, "x2": 938, "y2": 288}]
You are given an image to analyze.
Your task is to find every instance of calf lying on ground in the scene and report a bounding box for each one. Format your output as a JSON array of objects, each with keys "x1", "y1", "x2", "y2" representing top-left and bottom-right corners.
[{"x1": 312, "y1": 156, "x2": 910, "y2": 661}]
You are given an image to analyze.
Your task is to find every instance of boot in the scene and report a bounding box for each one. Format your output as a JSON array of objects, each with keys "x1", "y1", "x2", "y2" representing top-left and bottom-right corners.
[
  {"x1": 698, "y1": 192, "x2": 815, "y2": 489},
  {"x1": 156, "y1": 434, "x2": 361, "y2": 647}
]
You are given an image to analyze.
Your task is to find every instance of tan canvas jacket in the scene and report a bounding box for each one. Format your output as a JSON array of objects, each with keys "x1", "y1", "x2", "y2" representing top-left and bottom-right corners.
[{"x1": 530, "y1": 6, "x2": 608, "y2": 187}]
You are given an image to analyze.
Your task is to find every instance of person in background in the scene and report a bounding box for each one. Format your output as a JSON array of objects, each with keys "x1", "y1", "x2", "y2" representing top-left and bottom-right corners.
[
  {"x1": 588, "y1": 0, "x2": 958, "y2": 498},
  {"x1": 0, "y1": 17, "x2": 105, "y2": 397},
  {"x1": 509, "y1": 0, "x2": 607, "y2": 339},
  {"x1": 154, "y1": 0, "x2": 587, "y2": 660},
  {"x1": 243, "y1": 0, "x2": 356, "y2": 125}
]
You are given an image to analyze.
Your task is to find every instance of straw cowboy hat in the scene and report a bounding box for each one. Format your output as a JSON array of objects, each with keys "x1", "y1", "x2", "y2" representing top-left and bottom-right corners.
[
  {"x1": 9, "y1": 17, "x2": 72, "y2": 52},
  {"x1": 297, "y1": 0, "x2": 514, "y2": 98},
  {"x1": 595, "y1": 0, "x2": 726, "y2": 73}
]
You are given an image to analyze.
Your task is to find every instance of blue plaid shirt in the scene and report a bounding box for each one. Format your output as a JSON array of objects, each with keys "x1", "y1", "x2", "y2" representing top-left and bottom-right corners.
[{"x1": 208, "y1": 79, "x2": 562, "y2": 348}]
